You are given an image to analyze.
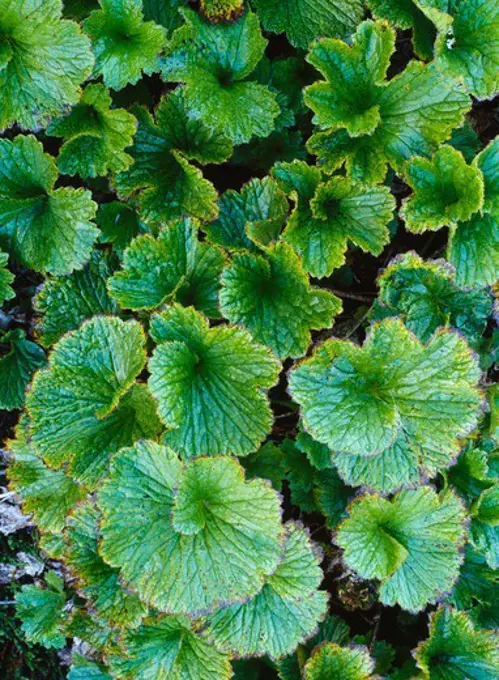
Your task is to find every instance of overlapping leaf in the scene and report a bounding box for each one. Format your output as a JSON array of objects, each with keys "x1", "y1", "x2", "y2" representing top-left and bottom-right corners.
[
  {"x1": 367, "y1": 0, "x2": 437, "y2": 59},
  {"x1": 304, "y1": 643, "x2": 375, "y2": 680},
  {"x1": 0, "y1": 249, "x2": 14, "y2": 305},
  {"x1": 0, "y1": 329, "x2": 45, "y2": 410},
  {"x1": 15, "y1": 575, "x2": 67, "y2": 649}
]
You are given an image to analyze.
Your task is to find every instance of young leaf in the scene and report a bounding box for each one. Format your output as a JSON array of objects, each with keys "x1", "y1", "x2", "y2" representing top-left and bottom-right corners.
[
  {"x1": 34, "y1": 250, "x2": 119, "y2": 348},
  {"x1": 0, "y1": 250, "x2": 14, "y2": 306},
  {"x1": 205, "y1": 523, "x2": 328, "y2": 660},
  {"x1": 220, "y1": 242, "x2": 341, "y2": 359},
  {"x1": 15, "y1": 579, "x2": 67, "y2": 649},
  {"x1": 401, "y1": 146, "x2": 484, "y2": 232},
  {"x1": 108, "y1": 615, "x2": 232, "y2": 679},
  {"x1": 336, "y1": 487, "x2": 467, "y2": 612},
  {"x1": 98, "y1": 442, "x2": 283, "y2": 616},
  {"x1": 148, "y1": 305, "x2": 280, "y2": 458},
  {"x1": 205, "y1": 177, "x2": 288, "y2": 252},
  {"x1": 0, "y1": 0, "x2": 94, "y2": 131},
  {"x1": 108, "y1": 217, "x2": 225, "y2": 316},
  {"x1": 367, "y1": 0, "x2": 437, "y2": 59},
  {"x1": 65, "y1": 500, "x2": 146, "y2": 628},
  {"x1": 240, "y1": 441, "x2": 286, "y2": 490},
  {"x1": 47, "y1": 84, "x2": 137, "y2": 178},
  {"x1": 114, "y1": 90, "x2": 231, "y2": 224},
  {"x1": 371, "y1": 251, "x2": 493, "y2": 346},
  {"x1": 0, "y1": 329, "x2": 46, "y2": 410},
  {"x1": 304, "y1": 643, "x2": 375, "y2": 680},
  {"x1": 252, "y1": 0, "x2": 364, "y2": 49},
  {"x1": 160, "y1": 9, "x2": 280, "y2": 144},
  {"x1": 450, "y1": 546, "x2": 499, "y2": 630},
  {"x1": 273, "y1": 162, "x2": 395, "y2": 277},
  {"x1": 0, "y1": 135, "x2": 99, "y2": 275},
  {"x1": 415, "y1": 606, "x2": 499, "y2": 678},
  {"x1": 304, "y1": 20, "x2": 470, "y2": 184},
  {"x1": 84, "y1": 0, "x2": 166, "y2": 90},
  {"x1": 289, "y1": 318, "x2": 482, "y2": 458}
]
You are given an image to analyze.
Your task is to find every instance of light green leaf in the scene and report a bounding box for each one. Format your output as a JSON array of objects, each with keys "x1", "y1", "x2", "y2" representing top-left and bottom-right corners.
[
  {"x1": 220, "y1": 242, "x2": 341, "y2": 359},
  {"x1": 205, "y1": 522, "x2": 328, "y2": 660},
  {"x1": 273, "y1": 162, "x2": 395, "y2": 277},
  {"x1": 114, "y1": 90, "x2": 231, "y2": 224},
  {"x1": 205, "y1": 177, "x2": 288, "y2": 252},
  {"x1": 415, "y1": 606, "x2": 499, "y2": 679},
  {"x1": 371, "y1": 251, "x2": 493, "y2": 346},
  {"x1": 0, "y1": 135, "x2": 99, "y2": 275},
  {"x1": 402, "y1": 146, "x2": 484, "y2": 232},
  {"x1": 98, "y1": 442, "x2": 283, "y2": 616},
  {"x1": 47, "y1": 83, "x2": 137, "y2": 178},
  {"x1": 304, "y1": 643, "x2": 375, "y2": 680},
  {"x1": 108, "y1": 615, "x2": 232, "y2": 679},
  {"x1": 0, "y1": 249, "x2": 14, "y2": 306},
  {"x1": 66, "y1": 500, "x2": 146, "y2": 627},
  {"x1": 289, "y1": 318, "x2": 482, "y2": 457},
  {"x1": 336, "y1": 487, "x2": 467, "y2": 612},
  {"x1": 160, "y1": 9, "x2": 279, "y2": 143},
  {"x1": 0, "y1": 329, "x2": 45, "y2": 410},
  {"x1": 473, "y1": 484, "x2": 499, "y2": 525},
  {"x1": 476, "y1": 136, "x2": 499, "y2": 216},
  {"x1": 148, "y1": 305, "x2": 280, "y2": 458},
  {"x1": 84, "y1": 0, "x2": 166, "y2": 90},
  {"x1": 108, "y1": 217, "x2": 225, "y2": 316},
  {"x1": 448, "y1": 213, "x2": 499, "y2": 287},
  {"x1": 0, "y1": 0, "x2": 94, "y2": 131},
  {"x1": 253, "y1": 0, "x2": 363, "y2": 49},
  {"x1": 15, "y1": 579, "x2": 67, "y2": 649},
  {"x1": 305, "y1": 21, "x2": 470, "y2": 184},
  {"x1": 367, "y1": 0, "x2": 437, "y2": 59},
  {"x1": 34, "y1": 250, "x2": 119, "y2": 348}
]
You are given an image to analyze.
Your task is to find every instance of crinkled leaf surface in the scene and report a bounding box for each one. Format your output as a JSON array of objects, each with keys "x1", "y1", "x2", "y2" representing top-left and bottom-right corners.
[
  {"x1": 477, "y1": 136, "x2": 499, "y2": 216},
  {"x1": 0, "y1": 249, "x2": 14, "y2": 305},
  {"x1": 98, "y1": 442, "x2": 283, "y2": 616},
  {"x1": 367, "y1": 0, "x2": 437, "y2": 59},
  {"x1": 160, "y1": 9, "x2": 279, "y2": 143},
  {"x1": 253, "y1": 0, "x2": 364, "y2": 49},
  {"x1": 0, "y1": 135, "x2": 99, "y2": 275},
  {"x1": 289, "y1": 318, "x2": 482, "y2": 457},
  {"x1": 336, "y1": 487, "x2": 467, "y2": 612},
  {"x1": 0, "y1": 329, "x2": 45, "y2": 410},
  {"x1": 401, "y1": 146, "x2": 484, "y2": 232},
  {"x1": 108, "y1": 615, "x2": 232, "y2": 679},
  {"x1": 84, "y1": 0, "x2": 166, "y2": 90},
  {"x1": 114, "y1": 90, "x2": 231, "y2": 223},
  {"x1": 109, "y1": 217, "x2": 224, "y2": 316},
  {"x1": 148, "y1": 305, "x2": 280, "y2": 458},
  {"x1": 47, "y1": 83, "x2": 137, "y2": 178},
  {"x1": 205, "y1": 523, "x2": 328, "y2": 660},
  {"x1": 15, "y1": 578, "x2": 67, "y2": 649},
  {"x1": 220, "y1": 242, "x2": 341, "y2": 359},
  {"x1": 0, "y1": 0, "x2": 94, "y2": 131},
  {"x1": 305, "y1": 20, "x2": 470, "y2": 183},
  {"x1": 34, "y1": 250, "x2": 119, "y2": 348},
  {"x1": 304, "y1": 643, "x2": 375, "y2": 680},
  {"x1": 415, "y1": 606, "x2": 499, "y2": 679},
  {"x1": 272, "y1": 162, "x2": 395, "y2": 277},
  {"x1": 371, "y1": 251, "x2": 493, "y2": 346},
  {"x1": 68, "y1": 656, "x2": 112, "y2": 680}
]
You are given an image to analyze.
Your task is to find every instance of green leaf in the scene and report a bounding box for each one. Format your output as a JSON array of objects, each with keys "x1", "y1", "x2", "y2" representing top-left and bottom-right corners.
[
  {"x1": 371, "y1": 251, "x2": 493, "y2": 346},
  {"x1": 281, "y1": 439, "x2": 319, "y2": 513},
  {"x1": 273, "y1": 162, "x2": 395, "y2": 277},
  {"x1": 108, "y1": 217, "x2": 225, "y2": 316},
  {"x1": 96, "y1": 202, "x2": 148, "y2": 256},
  {"x1": 241, "y1": 441, "x2": 286, "y2": 490},
  {"x1": 0, "y1": 329, "x2": 45, "y2": 410},
  {"x1": 15, "y1": 579, "x2": 67, "y2": 649},
  {"x1": 34, "y1": 250, "x2": 119, "y2": 348},
  {"x1": 98, "y1": 442, "x2": 283, "y2": 616},
  {"x1": 0, "y1": 135, "x2": 99, "y2": 275},
  {"x1": 305, "y1": 21, "x2": 470, "y2": 184},
  {"x1": 84, "y1": 0, "x2": 166, "y2": 91},
  {"x1": 366, "y1": 0, "x2": 437, "y2": 59},
  {"x1": 68, "y1": 656, "x2": 112, "y2": 680},
  {"x1": 108, "y1": 615, "x2": 232, "y2": 679},
  {"x1": 476, "y1": 137, "x2": 499, "y2": 216},
  {"x1": 253, "y1": 0, "x2": 364, "y2": 49},
  {"x1": 205, "y1": 522, "x2": 328, "y2": 660},
  {"x1": 0, "y1": 249, "x2": 14, "y2": 306},
  {"x1": 205, "y1": 177, "x2": 288, "y2": 252},
  {"x1": 289, "y1": 318, "x2": 482, "y2": 457},
  {"x1": 220, "y1": 242, "x2": 341, "y2": 359},
  {"x1": 160, "y1": 9, "x2": 279, "y2": 144},
  {"x1": 114, "y1": 90, "x2": 231, "y2": 224},
  {"x1": 473, "y1": 484, "x2": 499, "y2": 525},
  {"x1": 449, "y1": 121, "x2": 482, "y2": 163},
  {"x1": 402, "y1": 146, "x2": 484, "y2": 232},
  {"x1": 65, "y1": 500, "x2": 146, "y2": 627},
  {"x1": 296, "y1": 429, "x2": 333, "y2": 471},
  {"x1": 47, "y1": 83, "x2": 137, "y2": 178},
  {"x1": 142, "y1": 0, "x2": 187, "y2": 35},
  {"x1": 450, "y1": 545, "x2": 499, "y2": 629},
  {"x1": 429, "y1": 0, "x2": 499, "y2": 99},
  {"x1": 415, "y1": 606, "x2": 499, "y2": 679},
  {"x1": 447, "y1": 213, "x2": 499, "y2": 287},
  {"x1": 336, "y1": 487, "x2": 467, "y2": 612},
  {"x1": 304, "y1": 643, "x2": 375, "y2": 680},
  {"x1": 0, "y1": 0, "x2": 94, "y2": 131},
  {"x1": 148, "y1": 305, "x2": 280, "y2": 458}
]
